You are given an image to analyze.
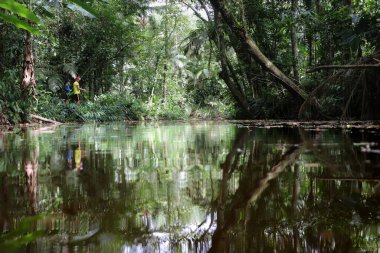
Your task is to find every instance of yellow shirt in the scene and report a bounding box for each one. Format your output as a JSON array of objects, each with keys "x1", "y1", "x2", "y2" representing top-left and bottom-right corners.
[
  {"x1": 74, "y1": 148, "x2": 81, "y2": 166},
  {"x1": 73, "y1": 81, "x2": 80, "y2": 94}
]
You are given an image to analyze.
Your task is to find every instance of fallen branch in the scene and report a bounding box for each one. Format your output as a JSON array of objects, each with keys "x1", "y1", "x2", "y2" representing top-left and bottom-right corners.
[
  {"x1": 307, "y1": 63, "x2": 380, "y2": 73},
  {"x1": 30, "y1": 114, "x2": 62, "y2": 125}
]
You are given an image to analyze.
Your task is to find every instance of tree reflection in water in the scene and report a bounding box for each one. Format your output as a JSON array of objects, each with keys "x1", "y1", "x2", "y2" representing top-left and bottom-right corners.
[
  {"x1": 209, "y1": 127, "x2": 380, "y2": 253},
  {"x1": 24, "y1": 145, "x2": 39, "y2": 215},
  {"x1": 0, "y1": 123, "x2": 380, "y2": 252},
  {"x1": 208, "y1": 127, "x2": 304, "y2": 252}
]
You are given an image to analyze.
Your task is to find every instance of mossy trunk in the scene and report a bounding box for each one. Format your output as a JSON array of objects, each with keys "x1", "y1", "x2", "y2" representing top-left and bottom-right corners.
[{"x1": 20, "y1": 31, "x2": 36, "y2": 123}]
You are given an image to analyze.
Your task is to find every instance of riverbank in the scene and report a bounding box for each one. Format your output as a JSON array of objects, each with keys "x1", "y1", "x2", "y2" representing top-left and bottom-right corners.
[{"x1": 2, "y1": 119, "x2": 380, "y2": 135}]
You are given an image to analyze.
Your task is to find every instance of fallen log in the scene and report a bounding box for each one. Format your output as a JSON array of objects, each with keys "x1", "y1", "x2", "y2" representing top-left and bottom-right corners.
[{"x1": 30, "y1": 114, "x2": 62, "y2": 125}]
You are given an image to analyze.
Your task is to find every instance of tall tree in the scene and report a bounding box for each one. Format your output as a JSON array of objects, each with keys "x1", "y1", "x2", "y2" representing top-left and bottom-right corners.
[
  {"x1": 20, "y1": 1, "x2": 36, "y2": 122},
  {"x1": 290, "y1": 0, "x2": 300, "y2": 82},
  {"x1": 214, "y1": 11, "x2": 252, "y2": 116},
  {"x1": 21, "y1": 29, "x2": 35, "y2": 97},
  {"x1": 209, "y1": 0, "x2": 309, "y2": 102},
  {"x1": 303, "y1": 0, "x2": 314, "y2": 66}
]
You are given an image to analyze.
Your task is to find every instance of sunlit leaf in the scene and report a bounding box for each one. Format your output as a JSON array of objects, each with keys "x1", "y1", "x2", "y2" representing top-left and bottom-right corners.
[
  {"x1": 67, "y1": 0, "x2": 98, "y2": 18},
  {"x1": 66, "y1": 4, "x2": 94, "y2": 18},
  {"x1": 0, "y1": 12, "x2": 40, "y2": 35},
  {"x1": 34, "y1": 5, "x2": 55, "y2": 19},
  {"x1": 0, "y1": 0, "x2": 40, "y2": 22}
]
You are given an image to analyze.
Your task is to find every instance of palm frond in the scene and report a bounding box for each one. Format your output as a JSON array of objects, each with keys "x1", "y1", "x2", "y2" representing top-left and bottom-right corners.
[
  {"x1": 182, "y1": 27, "x2": 209, "y2": 57},
  {"x1": 47, "y1": 75, "x2": 64, "y2": 92},
  {"x1": 62, "y1": 62, "x2": 77, "y2": 78}
]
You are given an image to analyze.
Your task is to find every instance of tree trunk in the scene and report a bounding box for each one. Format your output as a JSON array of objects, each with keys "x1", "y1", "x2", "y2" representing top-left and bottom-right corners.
[
  {"x1": 215, "y1": 12, "x2": 253, "y2": 116},
  {"x1": 228, "y1": 34, "x2": 261, "y2": 99},
  {"x1": 209, "y1": 144, "x2": 304, "y2": 253},
  {"x1": 21, "y1": 31, "x2": 36, "y2": 95},
  {"x1": 194, "y1": 0, "x2": 259, "y2": 99},
  {"x1": 162, "y1": 0, "x2": 169, "y2": 103},
  {"x1": 24, "y1": 145, "x2": 39, "y2": 214},
  {"x1": 20, "y1": 30, "x2": 36, "y2": 123},
  {"x1": 316, "y1": 1, "x2": 334, "y2": 67},
  {"x1": 210, "y1": 0, "x2": 308, "y2": 102},
  {"x1": 304, "y1": 0, "x2": 314, "y2": 66},
  {"x1": 290, "y1": 0, "x2": 300, "y2": 82}
]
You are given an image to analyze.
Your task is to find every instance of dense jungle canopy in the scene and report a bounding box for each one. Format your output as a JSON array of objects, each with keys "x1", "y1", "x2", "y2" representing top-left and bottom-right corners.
[{"x1": 0, "y1": 0, "x2": 380, "y2": 124}]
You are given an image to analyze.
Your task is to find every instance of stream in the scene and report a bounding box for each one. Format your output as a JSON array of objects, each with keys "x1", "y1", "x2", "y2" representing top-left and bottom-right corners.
[{"x1": 1, "y1": 121, "x2": 380, "y2": 252}]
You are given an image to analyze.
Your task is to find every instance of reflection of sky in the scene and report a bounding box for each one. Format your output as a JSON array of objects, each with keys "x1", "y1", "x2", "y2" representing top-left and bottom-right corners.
[{"x1": 122, "y1": 213, "x2": 215, "y2": 253}]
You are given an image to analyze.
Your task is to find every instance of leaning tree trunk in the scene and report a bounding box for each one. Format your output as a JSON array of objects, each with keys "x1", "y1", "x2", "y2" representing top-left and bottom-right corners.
[
  {"x1": 209, "y1": 0, "x2": 309, "y2": 102},
  {"x1": 215, "y1": 12, "x2": 253, "y2": 116},
  {"x1": 20, "y1": 30, "x2": 36, "y2": 123}
]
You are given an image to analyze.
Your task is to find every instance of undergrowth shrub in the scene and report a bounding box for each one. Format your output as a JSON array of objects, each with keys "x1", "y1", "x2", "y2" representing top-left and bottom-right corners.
[
  {"x1": 30, "y1": 89, "x2": 235, "y2": 123},
  {"x1": 0, "y1": 71, "x2": 23, "y2": 124},
  {"x1": 190, "y1": 100, "x2": 236, "y2": 119}
]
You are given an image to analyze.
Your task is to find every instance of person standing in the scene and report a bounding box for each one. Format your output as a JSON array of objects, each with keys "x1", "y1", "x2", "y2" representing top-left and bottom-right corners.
[
  {"x1": 73, "y1": 76, "x2": 85, "y2": 104},
  {"x1": 64, "y1": 80, "x2": 72, "y2": 103}
]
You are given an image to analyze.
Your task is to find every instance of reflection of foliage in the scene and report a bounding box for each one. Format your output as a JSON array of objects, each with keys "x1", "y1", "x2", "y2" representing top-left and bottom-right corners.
[
  {"x1": 0, "y1": 123, "x2": 236, "y2": 252},
  {"x1": 210, "y1": 127, "x2": 380, "y2": 252},
  {"x1": 0, "y1": 215, "x2": 45, "y2": 253},
  {"x1": 1, "y1": 124, "x2": 380, "y2": 251}
]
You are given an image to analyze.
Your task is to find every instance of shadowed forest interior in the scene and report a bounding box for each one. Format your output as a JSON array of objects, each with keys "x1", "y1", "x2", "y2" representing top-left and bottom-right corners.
[{"x1": 1, "y1": 0, "x2": 379, "y2": 124}]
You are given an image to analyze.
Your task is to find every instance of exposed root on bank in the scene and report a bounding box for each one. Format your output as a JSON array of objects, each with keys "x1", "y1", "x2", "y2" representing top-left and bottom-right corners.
[{"x1": 300, "y1": 52, "x2": 380, "y2": 120}]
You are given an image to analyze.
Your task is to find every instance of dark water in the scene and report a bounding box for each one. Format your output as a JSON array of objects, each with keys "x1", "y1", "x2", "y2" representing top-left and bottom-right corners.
[{"x1": 1, "y1": 122, "x2": 380, "y2": 253}]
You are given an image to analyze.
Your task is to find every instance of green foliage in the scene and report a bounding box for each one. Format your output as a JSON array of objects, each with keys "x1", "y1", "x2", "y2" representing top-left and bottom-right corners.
[
  {"x1": 0, "y1": 71, "x2": 24, "y2": 124},
  {"x1": 2, "y1": 0, "x2": 379, "y2": 122},
  {"x1": 191, "y1": 99, "x2": 237, "y2": 119},
  {"x1": 67, "y1": 0, "x2": 99, "y2": 18},
  {"x1": 0, "y1": 0, "x2": 40, "y2": 34},
  {"x1": 252, "y1": 94, "x2": 298, "y2": 119},
  {"x1": 78, "y1": 94, "x2": 133, "y2": 122},
  {"x1": 32, "y1": 90, "x2": 235, "y2": 122},
  {"x1": 75, "y1": 93, "x2": 190, "y2": 122},
  {"x1": 0, "y1": 0, "x2": 102, "y2": 35},
  {"x1": 0, "y1": 215, "x2": 45, "y2": 253},
  {"x1": 0, "y1": 0, "x2": 39, "y2": 22},
  {"x1": 34, "y1": 90, "x2": 70, "y2": 122},
  {"x1": 0, "y1": 0, "x2": 237, "y2": 124}
]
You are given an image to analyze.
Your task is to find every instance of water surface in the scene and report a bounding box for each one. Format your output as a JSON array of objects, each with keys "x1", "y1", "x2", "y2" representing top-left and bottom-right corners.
[{"x1": 1, "y1": 122, "x2": 380, "y2": 252}]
